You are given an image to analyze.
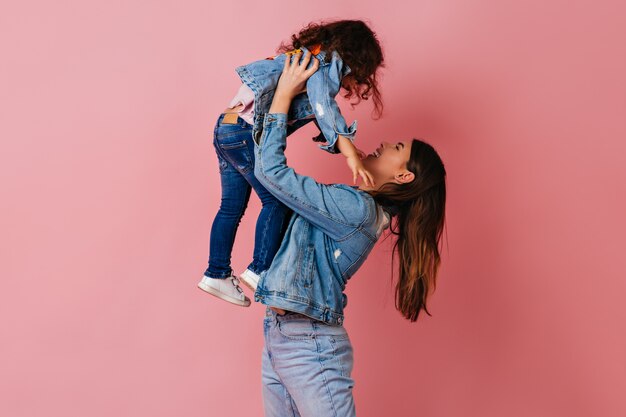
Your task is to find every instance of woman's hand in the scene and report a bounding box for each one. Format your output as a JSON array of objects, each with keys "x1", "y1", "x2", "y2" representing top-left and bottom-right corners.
[
  {"x1": 269, "y1": 51, "x2": 319, "y2": 114},
  {"x1": 276, "y1": 51, "x2": 319, "y2": 99}
]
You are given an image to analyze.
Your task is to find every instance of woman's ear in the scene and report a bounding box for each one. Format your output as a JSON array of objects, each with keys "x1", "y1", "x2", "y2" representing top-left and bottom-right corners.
[{"x1": 394, "y1": 170, "x2": 415, "y2": 184}]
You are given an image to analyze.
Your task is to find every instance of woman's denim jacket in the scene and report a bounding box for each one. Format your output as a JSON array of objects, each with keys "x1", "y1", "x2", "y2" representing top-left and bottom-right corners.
[
  {"x1": 253, "y1": 113, "x2": 391, "y2": 326},
  {"x1": 235, "y1": 45, "x2": 357, "y2": 154}
]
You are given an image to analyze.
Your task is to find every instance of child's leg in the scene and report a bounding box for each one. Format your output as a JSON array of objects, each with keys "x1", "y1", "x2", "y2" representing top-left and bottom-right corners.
[
  {"x1": 207, "y1": 114, "x2": 289, "y2": 283},
  {"x1": 237, "y1": 137, "x2": 291, "y2": 276},
  {"x1": 204, "y1": 117, "x2": 253, "y2": 279}
]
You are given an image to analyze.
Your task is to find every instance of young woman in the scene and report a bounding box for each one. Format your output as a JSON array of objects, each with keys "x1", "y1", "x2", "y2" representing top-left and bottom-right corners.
[{"x1": 251, "y1": 51, "x2": 447, "y2": 416}]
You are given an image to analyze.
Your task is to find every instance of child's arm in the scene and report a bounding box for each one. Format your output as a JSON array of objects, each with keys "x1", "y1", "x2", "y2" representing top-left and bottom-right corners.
[
  {"x1": 336, "y1": 135, "x2": 375, "y2": 188},
  {"x1": 305, "y1": 62, "x2": 356, "y2": 154},
  {"x1": 304, "y1": 48, "x2": 374, "y2": 187}
]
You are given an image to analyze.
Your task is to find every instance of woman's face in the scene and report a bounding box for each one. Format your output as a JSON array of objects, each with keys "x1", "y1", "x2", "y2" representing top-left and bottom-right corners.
[{"x1": 360, "y1": 140, "x2": 415, "y2": 189}]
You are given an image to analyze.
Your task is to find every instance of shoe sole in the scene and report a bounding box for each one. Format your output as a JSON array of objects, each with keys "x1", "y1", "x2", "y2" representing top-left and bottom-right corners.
[{"x1": 197, "y1": 282, "x2": 251, "y2": 307}]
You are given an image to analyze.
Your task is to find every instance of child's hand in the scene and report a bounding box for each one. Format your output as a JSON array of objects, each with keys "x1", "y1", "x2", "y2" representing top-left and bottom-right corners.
[
  {"x1": 346, "y1": 154, "x2": 375, "y2": 188},
  {"x1": 275, "y1": 51, "x2": 320, "y2": 100}
]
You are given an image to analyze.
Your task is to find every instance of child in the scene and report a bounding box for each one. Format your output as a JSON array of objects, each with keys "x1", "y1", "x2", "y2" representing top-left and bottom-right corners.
[{"x1": 198, "y1": 20, "x2": 385, "y2": 306}]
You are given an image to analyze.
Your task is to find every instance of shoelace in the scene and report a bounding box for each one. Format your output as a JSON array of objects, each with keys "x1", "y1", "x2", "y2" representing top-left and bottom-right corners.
[{"x1": 230, "y1": 277, "x2": 244, "y2": 294}]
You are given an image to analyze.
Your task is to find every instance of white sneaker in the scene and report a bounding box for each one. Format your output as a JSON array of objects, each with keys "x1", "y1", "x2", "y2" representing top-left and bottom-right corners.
[
  {"x1": 197, "y1": 275, "x2": 251, "y2": 307},
  {"x1": 239, "y1": 269, "x2": 260, "y2": 292}
]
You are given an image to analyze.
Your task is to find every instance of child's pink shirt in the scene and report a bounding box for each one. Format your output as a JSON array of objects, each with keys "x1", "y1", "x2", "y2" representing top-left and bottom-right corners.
[{"x1": 227, "y1": 83, "x2": 255, "y2": 125}]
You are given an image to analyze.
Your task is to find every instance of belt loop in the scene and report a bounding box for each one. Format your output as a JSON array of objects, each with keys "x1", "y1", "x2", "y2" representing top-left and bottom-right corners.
[{"x1": 267, "y1": 307, "x2": 278, "y2": 325}]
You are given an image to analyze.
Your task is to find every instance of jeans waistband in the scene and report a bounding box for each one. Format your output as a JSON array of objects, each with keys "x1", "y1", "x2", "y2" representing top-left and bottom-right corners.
[{"x1": 265, "y1": 306, "x2": 313, "y2": 321}]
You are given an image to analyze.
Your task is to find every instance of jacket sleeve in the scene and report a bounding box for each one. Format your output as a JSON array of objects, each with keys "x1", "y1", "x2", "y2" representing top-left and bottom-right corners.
[
  {"x1": 304, "y1": 49, "x2": 357, "y2": 154},
  {"x1": 254, "y1": 113, "x2": 369, "y2": 240}
]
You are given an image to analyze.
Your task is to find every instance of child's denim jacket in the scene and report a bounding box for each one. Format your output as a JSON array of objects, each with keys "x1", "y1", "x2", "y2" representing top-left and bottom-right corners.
[
  {"x1": 235, "y1": 45, "x2": 357, "y2": 154},
  {"x1": 252, "y1": 113, "x2": 391, "y2": 326}
]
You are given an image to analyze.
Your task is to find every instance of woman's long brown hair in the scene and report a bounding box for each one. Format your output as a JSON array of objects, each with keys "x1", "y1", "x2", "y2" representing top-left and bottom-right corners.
[
  {"x1": 369, "y1": 139, "x2": 447, "y2": 322},
  {"x1": 277, "y1": 19, "x2": 385, "y2": 118}
]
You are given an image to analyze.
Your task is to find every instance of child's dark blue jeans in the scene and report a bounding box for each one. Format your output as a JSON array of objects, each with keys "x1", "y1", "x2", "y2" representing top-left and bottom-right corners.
[{"x1": 204, "y1": 113, "x2": 290, "y2": 279}]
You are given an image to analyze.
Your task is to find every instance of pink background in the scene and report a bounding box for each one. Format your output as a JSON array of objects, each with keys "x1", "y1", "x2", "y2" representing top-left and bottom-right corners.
[{"x1": 2, "y1": 1, "x2": 625, "y2": 416}]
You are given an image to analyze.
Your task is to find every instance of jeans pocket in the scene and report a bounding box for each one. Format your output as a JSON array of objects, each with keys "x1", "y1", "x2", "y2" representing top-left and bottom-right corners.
[
  {"x1": 276, "y1": 320, "x2": 316, "y2": 342},
  {"x1": 217, "y1": 139, "x2": 253, "y2": 174},
  {"x1": 219, "y1": 140, "x2": 247, "y2": 150},
  {"x1": 317, "y1": 324, "x2": 350, "y2": 341},
  {"x1": 327, "y1": 336, "x2": 354, "y2": 378}
]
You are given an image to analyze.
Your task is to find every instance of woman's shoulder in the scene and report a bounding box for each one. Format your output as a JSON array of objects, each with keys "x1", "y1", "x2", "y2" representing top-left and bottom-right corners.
[
  {"x1": 332, "y1": 184, "x2": 375, "y2": 200},
  {"x1": 328, "y1": 184, "x2": 389, "y2": 237},
  {"x1": 330, "y1": 184, "x2": 378, "y2": 216}
]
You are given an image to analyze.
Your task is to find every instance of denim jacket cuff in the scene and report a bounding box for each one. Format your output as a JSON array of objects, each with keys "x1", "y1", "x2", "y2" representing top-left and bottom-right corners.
[
  {"x1": 263, "y1": 113, "x2": 288, "y2": 130},
  {"x1": 318, "y1": 119, "x2": 358, "y2": 153}
]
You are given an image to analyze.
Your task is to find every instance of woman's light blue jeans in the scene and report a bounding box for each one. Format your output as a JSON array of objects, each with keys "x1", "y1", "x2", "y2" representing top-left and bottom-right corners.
[{"x1": 262, "y1": 307, "x2": 356, "y2": 417}]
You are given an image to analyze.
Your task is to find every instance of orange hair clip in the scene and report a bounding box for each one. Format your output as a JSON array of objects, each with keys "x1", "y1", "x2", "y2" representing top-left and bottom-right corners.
[{"x1": 310, "y1": 44, "x2": 322, "y2": 55}]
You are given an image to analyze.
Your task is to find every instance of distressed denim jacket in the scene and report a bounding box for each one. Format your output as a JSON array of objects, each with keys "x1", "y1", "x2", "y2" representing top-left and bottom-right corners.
[
  {"x1": 235, "y1": 45, "x2": 357, "y2": 154},
  {"x1": 253, "y1": 113, "x2": 390, "y2": 326}
]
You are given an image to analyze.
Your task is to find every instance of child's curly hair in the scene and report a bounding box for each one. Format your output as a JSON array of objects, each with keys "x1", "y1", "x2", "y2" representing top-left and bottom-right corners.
[{"x1": 277, "y1": 19, "x2": 385, "y2": 119}]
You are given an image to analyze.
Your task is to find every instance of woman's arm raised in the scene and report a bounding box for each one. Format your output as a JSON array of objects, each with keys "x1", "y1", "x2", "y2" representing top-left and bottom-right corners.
[
  {"x1": 272, "y1": 51, "x2": 374, "y2": 187},
  {"x1": 254, "y1": 51, "x2": 371, "y2": 240}
]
